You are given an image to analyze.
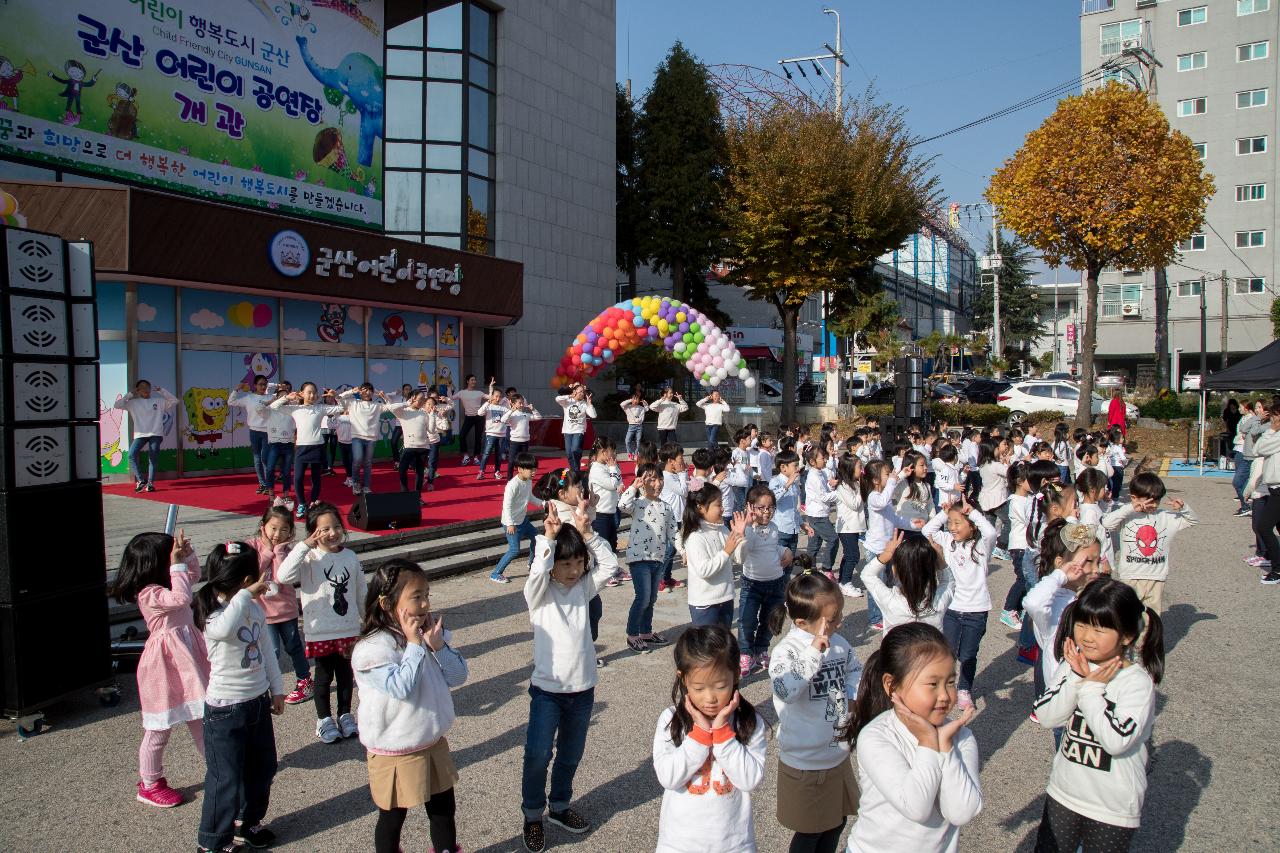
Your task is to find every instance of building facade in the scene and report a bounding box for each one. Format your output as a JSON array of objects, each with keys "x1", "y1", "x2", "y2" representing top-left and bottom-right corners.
[{"x1": 1080, "y1": 0, "x2": 1278, "y2": 371}]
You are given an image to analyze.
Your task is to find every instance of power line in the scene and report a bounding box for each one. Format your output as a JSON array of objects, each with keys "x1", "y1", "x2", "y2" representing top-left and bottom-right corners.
[{"x1": 1204, "y1": 220, "x2": 1261, "y2": 279}]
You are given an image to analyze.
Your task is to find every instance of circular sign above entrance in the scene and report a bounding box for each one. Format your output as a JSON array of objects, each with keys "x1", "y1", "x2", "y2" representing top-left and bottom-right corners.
[{"x1": 269, "y1": 230, "x2": 310, "y2": 278}]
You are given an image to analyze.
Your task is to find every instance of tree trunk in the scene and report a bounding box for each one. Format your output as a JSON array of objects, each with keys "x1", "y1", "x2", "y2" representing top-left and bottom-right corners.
[
  {"x1": 780, "y1": 303, "x2": 798, "y2": 425},
  {"x1": 1154, "y1": 266, "x2": 1169, "y2": 390},
  {"x1": 1076, "y1": 266, "x2": 1101, "y2": 426},
  {"x1": 671, "y1": 258, "x2": 686, "y2": 303}
]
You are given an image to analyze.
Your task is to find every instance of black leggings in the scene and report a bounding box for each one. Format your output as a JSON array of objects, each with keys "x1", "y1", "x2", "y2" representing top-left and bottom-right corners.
[
  {"x1": 374, "y1": 787, "x2": 457, "y2": 853},
  {"x1": 1254, "y1": 490, "x2": 1280, "y2": 566},
  {"x1": 789, "y1": 818, "x2": 846, "y2": 853},
  {"x1": 293, "y1": 445, "x2": 325, "y2": 507},
  {"x1": 1035, "y1": 795, "x2": 1134, "y2": 852},
  {"x1": 312, "y1": 652, "x2": 353, "y2": 719}
]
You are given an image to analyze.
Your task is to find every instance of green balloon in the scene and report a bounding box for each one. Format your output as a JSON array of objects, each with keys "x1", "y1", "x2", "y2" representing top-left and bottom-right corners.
[
  {"x1": 682, "y1": 333, "x2": 693, "y2": 343},
  {"x1": 738, "y1": 359, "x2": 746, "y2": 369},
  {"x1": 693, "y1": 332, "x2": 704, "y2": 343},
  {"x1": 689, "y1": 322, "x2": 700, "y2": 334}
]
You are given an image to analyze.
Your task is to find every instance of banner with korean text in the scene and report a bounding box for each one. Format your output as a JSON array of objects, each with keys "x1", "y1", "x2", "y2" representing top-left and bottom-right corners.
[{"x1": 0, "y1": 0, "x2": 384, "y2": 227}]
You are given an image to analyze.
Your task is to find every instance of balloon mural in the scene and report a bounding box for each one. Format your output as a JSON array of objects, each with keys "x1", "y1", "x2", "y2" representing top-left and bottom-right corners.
[{"x1": 551, "y1": 297, "x2": 756, "y2": 391}]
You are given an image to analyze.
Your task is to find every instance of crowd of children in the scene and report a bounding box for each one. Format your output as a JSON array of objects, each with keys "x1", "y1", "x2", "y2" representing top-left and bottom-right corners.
[{"x1": 111, "y1": 400, "x2": 1194, "y2": 852}]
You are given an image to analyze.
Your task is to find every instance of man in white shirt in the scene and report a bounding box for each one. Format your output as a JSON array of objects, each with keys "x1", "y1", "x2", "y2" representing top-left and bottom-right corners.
[
  {"x1": 454, "y1": 374, "x2": 490, "y2": 465},
  {"x1": 648, "y1": 388, "x2": 688, "y2": 448},
  {"x1": 696, "y1": 390, "x2": 731, "y2": 448},
  {"x1": 114, "y1": 380, "x2": 180, "y2": 492}
]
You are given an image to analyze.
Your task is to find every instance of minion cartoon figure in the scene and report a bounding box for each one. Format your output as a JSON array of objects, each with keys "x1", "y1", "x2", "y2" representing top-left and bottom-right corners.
[{"x1": 183, "y1": 387, "x2": 230, "y2": 458}]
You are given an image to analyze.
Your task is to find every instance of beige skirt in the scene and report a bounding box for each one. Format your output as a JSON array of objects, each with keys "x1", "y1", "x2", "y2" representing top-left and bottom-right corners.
[
  {"x1": 367, "y1": 738, "x2": 458, "y2": 810},
  {"x1": 776, "y1": 758, "x2": 860, "y2": 834}
]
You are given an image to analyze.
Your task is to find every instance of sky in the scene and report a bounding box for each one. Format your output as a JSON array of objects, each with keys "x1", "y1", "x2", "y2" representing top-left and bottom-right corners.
[{"x1": 616, "y1": 0, "x2": 1084, "y2": 282}]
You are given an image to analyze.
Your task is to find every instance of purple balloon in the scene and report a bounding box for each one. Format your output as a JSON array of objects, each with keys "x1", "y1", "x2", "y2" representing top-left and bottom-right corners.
[
  {"x1": 648, "y1": 325, "x2": 659, "y2": 337},
  {"x1": 585, "y1": 330, "x2": 598, "y2": 341},
  {"x1": 677, "y1": 322, "x2": 688, "y2": 333}
]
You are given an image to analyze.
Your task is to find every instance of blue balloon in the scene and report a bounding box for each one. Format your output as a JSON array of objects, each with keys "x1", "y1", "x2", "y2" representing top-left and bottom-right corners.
[{"x1": 602, "y1": 348, "x2": 613, "y2": 360}]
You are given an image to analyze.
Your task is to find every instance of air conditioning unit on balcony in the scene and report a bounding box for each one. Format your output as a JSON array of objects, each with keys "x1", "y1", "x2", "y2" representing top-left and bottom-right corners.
[
  {"x1": 1120, "y1": 37, "x2": 1141, "y2": 50},
  {"x1": 1121, "y1": 303, "x2": 1141, "y2": 317}
]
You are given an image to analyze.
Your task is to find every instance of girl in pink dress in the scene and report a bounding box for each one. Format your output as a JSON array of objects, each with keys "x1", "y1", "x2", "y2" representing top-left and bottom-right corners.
[{"x1": 110, "y1": 529, "x2": 210, "y2": 808}]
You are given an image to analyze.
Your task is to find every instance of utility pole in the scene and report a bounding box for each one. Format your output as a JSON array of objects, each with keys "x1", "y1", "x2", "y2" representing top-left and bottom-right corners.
[
  {"x1": 1199, "y1": 275, "x2": 1208, "y2": 389},
  {"x1": 1052, "y1": 267, "x2": 1060, "y2": 373},
  {"x1": 991, "y1": 211, "x2": 1002, "y2": 367},
  {"x1": 1220, "y1": 269, "x2": 1230, "y2": 369}
]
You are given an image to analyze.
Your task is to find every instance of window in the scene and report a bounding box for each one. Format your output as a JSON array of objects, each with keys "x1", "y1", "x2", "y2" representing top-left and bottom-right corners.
[
  {"x1": 1177, "y1": 51, "x2": 1207, "y2": 71},
  {"x1": 1239, "y1": 0, "x2": 1270, "y2": 13},
  {"x1": 1100, "y1": 20, "x2": 1141, "y2": 55},
  {"x1": 1239, "y1": 41, "x2": 1270, "y2": 61},
  {"x1": 1177, "y1": 234, "x2": 1206, "y2": 251},
  {"x1": 1082, "y1": 0, "x2": 1116, "y2": 12},
  {"x1": 1177, "y1": 280, "x2": 1203, "y2": 297},
  {"x1": 1192, "y1": 142, "x2": 1207, "y2": 160},
  {"x1": 1026, "y1": 385, "x2": 1056, "y2": 398},
  {"x1": 1103, "y1": 63, "x2": 1139, "y2": 85},
  {"x1": 1237, "y1": 184, "x2": 1267, "y2": 201},
  {"x1": 1236, "y1": 230, "x2": 1266, "y2": 248},
  {"x1": 1176, "y1": 97, "x2": 1207, "y2": 116},
  {"x1": 1054, "y1": 386, "x2": 1080, "y2": 401},
  {"x1": 1236, "y1": 277, "x2": 1267, "y2": 294},
  {"x1": 1238, "y1": 136, "x2": 1268, "y2": 154},
  {"x1": 1178, "y1": 6, "x2": 1207, "y2": 25},
  {"x1": 1238, "y1": 88, "x2": 1269, "y2": 108},
  {"x1": 1102, "y1": 284, "x2": 1142, "y2": 316}
]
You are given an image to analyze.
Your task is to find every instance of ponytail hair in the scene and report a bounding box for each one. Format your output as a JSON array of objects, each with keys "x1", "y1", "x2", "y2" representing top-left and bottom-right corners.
[
  {"x1": 840, "y1": 623, "x2": 953, "y2": 745},
  {"x1": 836, "y1": 452, "x2": 861, "y2": 493},
  {"x1": 362, "y1": 558, "x2": 428, "y2": 646},
  {"x1": 533, "y1": 466, "x2": 585, "y2": 502},
  {"x1": 768, "y1": 568, "x2": 841, "y2": 636},
  {"x1": 193, "y1": 542, "x2": 260, "y2": 631},
  {"x1": 1036, "y1": 517, "x2": 1100, "y2": 579},
  {"x1": 860, "y1": 459, "x2": 890, "y2": 501},
  {"x1": 668, "y1": 625, "x2": 758, "y2": 745},
  {"x1": 1025, "y1": 459, "x2": 1067, "y2": 544},
  {"x1": 1074, "y1": 467, "x2": 1109, "y2": 502},
  {"x1": 111, "y1": 532, "x2": 174, "y2": 604},
  {"x1": 681, "y1": 483, "x2": 723, "y2": 543},
  {"x1": 1054, "y1": 577, "x2": 1164, "y2": 684},
  {"x1": 590, "y1": 435, "x2": 616, "y2": 459}
]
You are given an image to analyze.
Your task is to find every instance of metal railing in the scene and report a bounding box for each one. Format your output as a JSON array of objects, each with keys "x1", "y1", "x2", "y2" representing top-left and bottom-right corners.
[{"x1": 1082, "y1": 0, "x2": 1116, "y2": 14}]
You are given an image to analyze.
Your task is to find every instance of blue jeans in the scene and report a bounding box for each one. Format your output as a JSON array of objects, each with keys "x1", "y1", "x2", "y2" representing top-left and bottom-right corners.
[
  {"x1": 248, "y1": 430, "x2": 269, "y2": 487},
  {"x1": 127, "y1": 435, "x2": 162, "y2": 483},
  {"x1": 494, "y1": 519, "x2": 538, "y2": 578},
  {"x1": 478, "y1": 435, "x2": 503, "y2": 474},
  {"x1": 350, "y1": 437, "x2": 375, "y2": 490},
  {"x1": 627, "y1": 560, "x2": 662, "y2": 636},
  {"x1": 293, "y1": 444, "x2": 325, "y2": 506},
  {"x1": 264, "y1": 442, "x2": 293, "y2": 494},
  {"x1": 706, "y1": 424, "x2": 720, "y2": 448},
  {"x1": 657, "y1": 428, "x2": 676, "y2": 448},
  {"x1": 1109, "y1": 469, "x2": 1124, "y2": 502},
  {"x1": 1003, "y1": 549, "x2": 1027, "y2": 611},
  {"x1": 738, "y1": 576, "x2": 785, "y2": 657},
  {"x1": 564, "y1": 432, "x2": 584, "y2": 471},
  {"x1": 806, "y1": 516, "x2": 839, "y2": 569},
  {"x1": 198, "y1": 693, "x2": 278, "y2": 850},
  {"x1": 837, "y1": 533, "x2": 862, "y2": 585},
  {"x1": 689, "y1": 598, "x2": 734, "y2": 628},
  {"x1": 591, "y1": 511, "x2": 619, "y2": 551},
  {"x1": 507, "y1": 441, "x2": 529, "y2": 479},
  {"x1": 661, "y1": 540, "x2": 676, "y2": 584},
  {"x1": 943, "y1": 609, "x2": 988, "y2": 692},
  {"x1": 1018, "y1": 549, "x2": 1039, "y2": 651},
  {"x1": 865, "y1": 561, "x2": 884, "y2": 626},
  {"x1": 778, "y1": 532, "x2": 799, "y2": 576},
  {"x1": 624, "y1": 424, "x2": 643, "y2": 458},
  {"x1": 1058, "y1": 465, "x2": 1070, "y2": 485},
  {"x1": 1233, "y1": 451, "x2": 1251, "y2": 507},
  {"x1": 337, "y1": 442, "x2": 353, "y2": 480},
  {"x1": 521, "y1": 685, "x2": 594, "y2": 820},
  {"x1": 398, "y1": 448, "x2": 432, "y2": 493},
  {"x1": 268, "y1": 619, "x2": 310, "y2": 680}
]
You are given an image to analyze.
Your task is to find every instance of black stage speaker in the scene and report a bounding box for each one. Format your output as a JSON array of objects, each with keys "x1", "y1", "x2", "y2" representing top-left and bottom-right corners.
[
  {"x1": 0, "y1": 584, "x2": 112, "y2": 715},
  {"x1": 348, "y1": 490, "x2": 422, "y2": 531},
  {"x1": 0, "y1": 482, "x2": 107, "y2": 601},
  {"x1": 894, "y1": 357, "x2": 925, "y2": 422}
]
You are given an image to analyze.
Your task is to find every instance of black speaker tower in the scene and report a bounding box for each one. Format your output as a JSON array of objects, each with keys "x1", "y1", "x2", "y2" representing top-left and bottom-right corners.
[
  {"x1": 347, "y1": 490, "x2": 423, "y2": 531},
  {"x1": 0, "y1": 226, "x2": 111, "y2": 720},
  {"x1": 893, "y1": 357, "x2": 926, "y2": 426}
]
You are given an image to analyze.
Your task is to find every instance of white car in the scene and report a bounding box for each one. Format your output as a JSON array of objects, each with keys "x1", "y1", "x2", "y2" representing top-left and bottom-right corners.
[{"x1": 996, "y1": 380, "x2": 1138, "y2": 423}]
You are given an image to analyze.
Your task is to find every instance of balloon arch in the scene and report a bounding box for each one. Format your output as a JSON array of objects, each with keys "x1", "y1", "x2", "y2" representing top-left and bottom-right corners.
[{"x1": 551, "y1": 297, "x2": 757, "y2": 391}]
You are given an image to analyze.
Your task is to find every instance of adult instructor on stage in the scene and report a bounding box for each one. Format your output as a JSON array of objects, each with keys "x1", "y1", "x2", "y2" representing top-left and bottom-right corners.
[{"x1": 455, "y1": 375, "x2": 490, "y2": 465}]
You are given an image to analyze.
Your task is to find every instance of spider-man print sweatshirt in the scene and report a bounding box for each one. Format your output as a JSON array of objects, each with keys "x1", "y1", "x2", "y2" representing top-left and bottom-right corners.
[
  {"x1": 1099, "y1": 502, "x2": 1197, "y2": 583},
  {"x1": 203, "y1": 589, "x2": 283, "y2": 705},
  {"x1": 1032, "y1": 660, "x2": 1156, "y2": 828},
  {"x1": 652, "y1": 706, "x2": 767, "y2": 853},
  {"x1": 277, "y1": 543, "x2": 367, "y2": 642}
]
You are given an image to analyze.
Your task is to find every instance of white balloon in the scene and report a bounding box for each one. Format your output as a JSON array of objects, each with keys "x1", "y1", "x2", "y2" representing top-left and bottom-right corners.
[
  {"x1": 738, "y1": 368, "x2": 750, "y2": 379},
  {"x1": 744, "y1": 377, "x2": 756, "y2": 389}
]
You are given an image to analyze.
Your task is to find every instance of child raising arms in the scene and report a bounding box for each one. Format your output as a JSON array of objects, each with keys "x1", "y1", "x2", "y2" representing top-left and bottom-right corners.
[
  {"x1": 652, "y1": 625, "x2": 767, "y2": 853},
  {"x1": 277, "y1": 502, "x2": 368, "y2": 744},
  {"x1": 110, "y1": 530, "x2": 208, "y2": 807},
  {"x1": 352, "y1": 560, "x2": 468, "y2": 853},
  {"x1": 767, "y1": 571, "x2": 862, "y2": 853},
  {"x1": 861, "y1": 530, "x2": 954, "y2": 632},
  {"x1": 1033, "y1": 578, "x2": 1164, "y2": 852},
  {"x1": 840, "y1": 623, "x2": 982, "y2": 853}
]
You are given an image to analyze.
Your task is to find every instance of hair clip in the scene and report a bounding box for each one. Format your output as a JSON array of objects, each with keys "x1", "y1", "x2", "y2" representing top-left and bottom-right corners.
[
  {"x1": 225, "y1": 542, "x2": 242, "y2": 554},
  {"x1": 1059, "y1": 523, "x2": 1096, "y2": 551}
]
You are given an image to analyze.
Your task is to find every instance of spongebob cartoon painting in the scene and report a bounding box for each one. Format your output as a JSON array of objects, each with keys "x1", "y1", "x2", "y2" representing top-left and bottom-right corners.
[{"x1": 183, "y1": 387, "x2": 230, "y2": 458}]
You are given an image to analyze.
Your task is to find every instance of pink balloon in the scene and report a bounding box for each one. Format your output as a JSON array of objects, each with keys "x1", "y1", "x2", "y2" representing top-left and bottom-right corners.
[
  {"x1": 712, "y1": 356, "x2": 724, "y2": 368},
  {"x1": 252, "y1": 303, "x2": 272, "y2": 328}
]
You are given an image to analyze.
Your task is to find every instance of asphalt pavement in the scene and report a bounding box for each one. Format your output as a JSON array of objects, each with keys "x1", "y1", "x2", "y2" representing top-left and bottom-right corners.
[{"x1": 0, "y1": 474, "x2": 1274, "y2": 851}]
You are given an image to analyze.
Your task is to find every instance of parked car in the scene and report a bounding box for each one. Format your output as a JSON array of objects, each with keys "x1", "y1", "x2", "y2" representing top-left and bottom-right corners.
[
  {"x1": 856, "y1": 384, "x2": 968, "y2": 407},
  {"x1": 962, "y1": 379, "x2": 1012, "y2": 405},
  {"x1": 847, "y1": 375, "x2": 876, "y2": 398},
  {"x1": 1044, "y1": 372, "x2": 1074, "y2": 381},
  {"x1": 1095, "y1": 373, "x2": 1128, "y2": 392},
  {"x1": 1182, "y1": 372, "x2": 1202, "y2": 391},
  {"x1": 996, "y1": 380, "x2": 1120, "y2": 423}
]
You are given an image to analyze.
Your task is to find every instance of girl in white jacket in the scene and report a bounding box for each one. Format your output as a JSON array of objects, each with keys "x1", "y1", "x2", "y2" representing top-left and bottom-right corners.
[
  {"x1": 861, "y1": 530, "x2": 953, "y2": 632},
  {"x1": 652, "y1": 625, "x2": 766, "y2": 853},
  {"x1": 768, "y1": 571, "x2": 862, "y2": 853},
  {"x1": 1032, "y1": 578, "x2": 1164, "y2": 852},
  {"x1": 680, "y1": 484, "x2": 747, "y2": 629},
  {"x1": 352, "y1": 559, "x2": 467, "y2": 853},
  {"x1": 1024, "y1": 519, "x2": 1103, "y2": 702},
  {"x1": 803, "y1": 447, "x2": 840, "y2": 571},
  {"x1": 834, "y1": 454, "x2": 867, "y2": 599},
  {"x1": 840, "y1": 622, "x2": 981, "y2": 853}
]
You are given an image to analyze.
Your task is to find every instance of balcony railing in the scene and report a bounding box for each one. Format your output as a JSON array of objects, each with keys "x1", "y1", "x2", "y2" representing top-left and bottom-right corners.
[{"x1": 1082, "y1": 0, "x2": 1116, "y2": 14}]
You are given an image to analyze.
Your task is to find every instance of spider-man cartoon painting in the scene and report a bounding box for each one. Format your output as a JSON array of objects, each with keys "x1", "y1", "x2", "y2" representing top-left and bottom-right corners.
[{"x1": 382, "y1": 314, "x2": 408, "y2": 345}]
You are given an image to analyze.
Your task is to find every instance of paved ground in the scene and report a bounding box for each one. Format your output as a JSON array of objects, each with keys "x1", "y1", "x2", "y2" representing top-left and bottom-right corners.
[{"x1": 3, "y1": 475, "x2": 1274, "y2": 851}]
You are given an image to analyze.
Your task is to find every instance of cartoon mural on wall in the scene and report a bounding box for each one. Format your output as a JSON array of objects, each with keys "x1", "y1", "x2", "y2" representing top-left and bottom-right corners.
[
  {"x1": 241, "y1": 352, "x2": 279, "y2": 387},
  {"x1": 439, "y1": 323, "x2": 457, "y2": 347},
  {"x1": 317, "y1": 302, "x2": 347, "y2": 343},
  {"x1": 183, "y1": 387, "x2": 231, "y2": 458},
  {"x1": 99, "y1": 395, "x2": 125, "y2": 469},
  {"x1": 381, "y1": 313, "x2": 408, "y2": 345}
]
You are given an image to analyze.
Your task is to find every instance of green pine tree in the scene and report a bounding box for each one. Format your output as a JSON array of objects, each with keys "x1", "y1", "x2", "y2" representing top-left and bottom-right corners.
[
  {"x1": 616, "y1": 84, "x2": 644, "y2": 294},
  {"x1": 969, "y1": 234, "x2": 1045, "y2": 357}
]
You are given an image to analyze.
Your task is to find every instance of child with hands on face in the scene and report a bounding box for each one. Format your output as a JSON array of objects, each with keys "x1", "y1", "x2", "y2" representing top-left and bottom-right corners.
[
  {"x1": 840, "y1": 623, "x2": 982, "y2": 853},
  {"x1": 652, "y1": 625, "x2": 767, "y2": 853},
  {"x1": 352, "y1": 560, "x2": 468, "y2": 853},
  {"x1": 767, "y1": 568, "x2": 862, "y2": 853},
  {"x1": 248, "y1": 505, "x2": 313, "y2": 707},
  {"x1": 1032, "y1": 578, "x2": 1165, "y2": 852},
  {"x1": 192, "y1": 543, "x2": 286, "y2": 853}
]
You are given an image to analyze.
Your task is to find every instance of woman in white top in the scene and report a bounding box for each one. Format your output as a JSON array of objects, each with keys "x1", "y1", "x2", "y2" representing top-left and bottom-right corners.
[
  {"x1": 695, "y1": 391, "x2": 732, "y2": 449},
  {"x1": 114, "y1": 380, "x2": 180, "y2": 492},
  {"x1": 554, "y1": 383, "x2": 596, "y2": 471},
  {"x1": 270, "y1": 383, "x2": 345, "y2": 519},
  {"x1": 386, "y1": 389, "x2": 449, "y2": 499},
  {"x1": 649, "y1": 388, "x2": 688, "y2": 448}
]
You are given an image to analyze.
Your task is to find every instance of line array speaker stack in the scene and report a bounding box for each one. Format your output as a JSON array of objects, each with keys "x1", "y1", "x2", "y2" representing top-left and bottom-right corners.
[
  {"x1": 0, "y1": 226, "x2": 110, "y2": 717},
  {"x1": 893, "y1": 357, "x2": 925, "y2": 424}
]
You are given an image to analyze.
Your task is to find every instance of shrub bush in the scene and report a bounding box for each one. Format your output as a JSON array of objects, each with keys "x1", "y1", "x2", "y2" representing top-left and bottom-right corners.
[
  {"x1": 1137, "y1": 394, "x2": 1199, "y2": 420},
  {"x1": 854, "y1": 404, "x2": 894, "y2": 422},
  {"x1": 929, "y1": 403, "x2": 1011, "y2": 426},
  {"x1": 1021, "y1": 410, "x2": 1070, "y2": 427}
]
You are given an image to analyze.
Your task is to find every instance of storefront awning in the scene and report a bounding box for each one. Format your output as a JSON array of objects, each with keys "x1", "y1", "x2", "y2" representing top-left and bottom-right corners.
[{"x1": 739, "y1": 346, "x2": 779, "y2": 361}]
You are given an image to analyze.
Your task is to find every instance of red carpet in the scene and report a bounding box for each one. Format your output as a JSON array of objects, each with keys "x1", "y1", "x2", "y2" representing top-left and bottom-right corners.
[{"x1": 102, "y1": 454, "x2": 638, "y2": 535}]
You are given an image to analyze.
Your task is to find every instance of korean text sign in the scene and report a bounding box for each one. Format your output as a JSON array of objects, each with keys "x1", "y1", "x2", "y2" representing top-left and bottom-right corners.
[{"x1": 0, "y1": 0, "x2": 385, "y2": 227}]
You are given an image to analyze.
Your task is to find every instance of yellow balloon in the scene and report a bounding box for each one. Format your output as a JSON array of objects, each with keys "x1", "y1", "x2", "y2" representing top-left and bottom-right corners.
[
  {"x1": 231, "y1": 301, "x2": 251, "y2": 327},
  {"x1": 676, "y1": 311, "x2": 687, "y2": 323},
  {"x1": 0, "y1": 192, "x2": 16, "y2": 217},
  {"x1": 658, "y1": 319, "x2": 670, "y2": 334}
]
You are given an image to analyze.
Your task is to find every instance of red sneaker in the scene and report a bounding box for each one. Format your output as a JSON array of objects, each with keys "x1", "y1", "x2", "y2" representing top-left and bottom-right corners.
[
  {"x1": 137, "y1": 777, "x2": 184, "y2": 808},
  {"x1": 657, "y1": 580, "x2": 669, "y2": 593},
  {"x1": 668, "y1": 579, "x2": 686, "y2": 590},
  {"x1": 285, "y1": 676, "x2": 313, "y2": 705}
]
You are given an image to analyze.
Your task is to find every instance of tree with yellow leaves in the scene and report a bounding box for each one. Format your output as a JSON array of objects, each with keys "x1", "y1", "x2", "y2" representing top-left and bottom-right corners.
[
  {"x1": 987, "y1": 82, "x2": 1214, "y2": 424},
  {"x1": 722, "y1": 98, "x2": 936, "y2": 421}
]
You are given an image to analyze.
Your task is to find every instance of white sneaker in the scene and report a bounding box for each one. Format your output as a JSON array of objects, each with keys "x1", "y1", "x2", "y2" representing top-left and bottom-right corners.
[
  {"x1": 316, "y1": 716, "x2": 341, "y2": 744},
  {"x1": 337, "y1": 712, "x2": 358, "y2": 738},
  {"x1": 839, "y1": 582, "x2": 863, "y2": 598},
  {"x1": 494, "y1": 472, "x2": 503, "y2": 480},
  {"x1": 343, "y1": 477, "x2": 353, "y2": 488},
  {"x1": 461, "y1": 455, "x2": 471, "y2": 465}
]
